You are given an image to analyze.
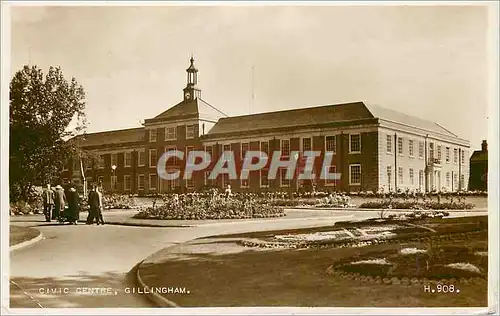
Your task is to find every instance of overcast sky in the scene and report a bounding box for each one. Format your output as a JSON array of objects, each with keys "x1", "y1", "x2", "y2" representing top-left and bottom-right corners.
[{"x1": 10, "y1": 4, "x2": 490, "y2": 150}]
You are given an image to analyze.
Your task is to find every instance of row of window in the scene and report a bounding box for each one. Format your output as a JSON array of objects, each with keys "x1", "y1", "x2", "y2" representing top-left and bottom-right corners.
[
  {"x1": 149, "y1": 125, "x2": 197, "y2": 142},
  {"x1": 386, "y1": 166, "x2": 466, "y2": 188},
  {"x1": 71, "y1": 135, "x2": 362, "y2": 171},
  {"x1": 89, "y1": 164, "x2": 363, "y2": 190},
  {"x1": 386, "y1": 135, "x2": 466, "y2": 164}
]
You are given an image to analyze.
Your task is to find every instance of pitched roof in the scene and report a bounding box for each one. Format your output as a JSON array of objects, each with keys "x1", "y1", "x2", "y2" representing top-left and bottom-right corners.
[
  {"x1": 146, "y1": 98, "x2": 227, "y2": 123},
  {"x1": 207, "y1": 102, "x2": 372, "y2": 136},
  {"x1": 364, "y1": 104, "x2": 458, "y2": 138},
  {"x1": 206, "y1": 101, "x2": 461, "y2": 139},
  {"x1": 72, "y1": 127, "x2": 144, "y2": 148}
]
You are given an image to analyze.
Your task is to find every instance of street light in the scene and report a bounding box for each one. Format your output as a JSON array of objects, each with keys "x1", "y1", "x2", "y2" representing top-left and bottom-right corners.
[{"x1": 111, "y1": 164, "x2": 117, "y2": 193}]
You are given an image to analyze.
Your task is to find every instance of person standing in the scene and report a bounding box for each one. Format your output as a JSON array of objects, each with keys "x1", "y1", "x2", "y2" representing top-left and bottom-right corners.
[
  {"x1": 86, "y1": 185, "x2": 99, "y2": 225},
  {"x1": 96, "y1": 186, "x2": 105, "y2": 225},
  {"x1": 67, "y1": 187, "x2": 80, "y2": 225},
  {"x1": 53, "y1": 185, "x2": 66, "y2": 221},
  {"x1": 42, "y1": 184, "x2": 54, "y2": 222}
]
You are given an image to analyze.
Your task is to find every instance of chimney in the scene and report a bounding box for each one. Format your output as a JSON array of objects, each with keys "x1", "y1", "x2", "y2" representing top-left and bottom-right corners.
[{"x1": 481, "y1": 140, "x2": 487, "y2": 152}]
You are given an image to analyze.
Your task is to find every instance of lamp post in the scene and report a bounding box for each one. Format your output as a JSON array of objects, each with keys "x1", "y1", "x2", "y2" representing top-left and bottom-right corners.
[{"x1": 111, "y1": 164, "x2": 117, "y2": 193}]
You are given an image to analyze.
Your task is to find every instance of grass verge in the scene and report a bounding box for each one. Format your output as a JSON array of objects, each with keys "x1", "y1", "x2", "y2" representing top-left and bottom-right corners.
[{"x1": 10, "y1": 225, "x2": 40, "y2": 246}]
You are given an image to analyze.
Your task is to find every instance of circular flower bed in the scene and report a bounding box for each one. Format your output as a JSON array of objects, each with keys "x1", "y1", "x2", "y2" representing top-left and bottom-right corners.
[
  {"x1": 133, "y1": 193, "x2": 285, "y2": 220},
  {"x1": 102, "y1": 194, "x2": 137, "y2": 209}
]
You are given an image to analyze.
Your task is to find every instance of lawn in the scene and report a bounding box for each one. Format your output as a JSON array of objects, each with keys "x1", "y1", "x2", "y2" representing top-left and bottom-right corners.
[
  {"x1": 139, "y1": 216, "x2": 488, "y2": 307},
  {"x1": 9, "y1": 225, "x2": 40, "y2": 246}
]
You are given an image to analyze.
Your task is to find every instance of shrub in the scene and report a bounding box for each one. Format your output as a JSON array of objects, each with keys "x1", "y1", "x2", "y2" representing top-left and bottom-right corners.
[{"x1": 359, "y1": 200, "x2": 474, "y2": 210}]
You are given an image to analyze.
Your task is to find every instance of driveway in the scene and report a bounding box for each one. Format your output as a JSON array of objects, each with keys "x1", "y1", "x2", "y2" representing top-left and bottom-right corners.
[{"x1": 9, "y1": 209, "x2": 487, "y2": 308}]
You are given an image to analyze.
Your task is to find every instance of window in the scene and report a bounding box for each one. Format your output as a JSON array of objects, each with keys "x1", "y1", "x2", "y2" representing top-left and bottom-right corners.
[
  {"x1": 149, "y1": 129, "x2": 157, "y2": 142},
  {"x1": 325, "y1": 165, "x2": 337, "y2": 186},
  {"x1": 167, "y1": 178, "x2": 179, "y2": 190},
  {"x1": 185, "y1": 146, "x2": 194, "y2": 166},
  {"x1": 111, "y1": 175, "x2": 118, "y2": 190},
  {"x1": 409, "y1": 140, "x2": 414, "y2": 157},
  {"x1": 204, "y1": 171, "x2": 214, "y2": 187},
  {"x1": 62, "y1": 178, "x2": 69, "y2": 185},
  {"x1": 397, "y1": 137, "x2": 403, "y2": 155},
  {"x1": 409, "y1": 168, "x2": 414, "y2": 185},
  {"x1": 281, "y1": 139, "x2": 290, "y2": 157},
  {"x1": 461, "y1": 150, "x2": 465, "y2": 165},
  {"x1": 349, "y1": 164, "x2": 361, "y2": 185},
  {"x1": 138, "y1": 150, "x2": 146, "y2": 166},
  {"x1": 205, "y1": 145, "x2": 213, "y2": 161},
  {"x1": 429, "y1": 142, "x2": 434, "y2": 159},
  {"x1": 386, "y1": 135, "x2": 393, "y2": 153},
  {"x1": 419, "y1": 170, "x2": 424, "y2": 188},
  {"x1": 260, "y1": 141, "x2": 269, "y2": 157},
  {"x1": 85, "y1": 158, "x2": 91, "y2": 170},
  {"x1": 387, "y1": 166, "x2": 392, "y2": 188},
  {"x1": 149, "y1": 174, "x2": 157, "y2": 190},
  {"x1": 453, "y1": 148, "x2": 458, "y2": 164},
  {"x1": 240, "y1": 171, "x2": 249, "y2": 188},
  {"x1": 349, "y1": 134, "x2": 361, "y2": 153},
  {"x1": 111, "y1": 153, "x2": 118, "y2": 167},
  {"x1": 165, "y1": 146, "x2": 178, "y2": 165},
  {"x1": 398, "y1": 167, "x2": 404, "y2": 184},
  {"x1": 446, "y1": 147, "x2": 450, "y2": 163},
  {"x1": 280, "y1": 168, "x2": 290, "y2": 187},
  {"x1": 124, "y1": 175, "x2": 132, "y2": 191},
  {"x1": 460, "y1": 174, "x2": 465, "y2": 188},
  {"x1": 437, "y1": 146, "x2": 442, "y2": 162},
  {"x1": 223, "y1": 144, "x2": 231, "y2": 152},
  {"x1": 124, "y1": 152, "x2": 132, "y2": 167},
  {"x1": 454, "y1": 173, "x2": 458, "y2": 189},
  {"x1": 149, "y1": 149, "x2": 157, "y2": 167},
  {"x1": 241, "y1": 143, "x2": 249, "y2": 160},
  {"x1": 186, "y1": 177, "x2": 194, "y2": 189},
  {"x1": 303, "y1": 137, "x2": 313, "y2": 152},
  {"x1": 325, "y1": 136, "x2": 336, "y2": 154},
  {"x1": 260, "y1": 169, "x2": 269, "y2": 187},
  {"x1": 99, "y1": 155, "x2": 105, "y2": 169},
  {"x1": 446, "y1": 172, "x2": 450, "y2": 187},
  {"x1": 222, "y1": 173, "x2": 230, "y2": 188},
  {"x1": 86, "y1": 177, "x2": 93, "y2": 185},
  {"x1": 419, "y1": 141, "x2": 424, "y2": 159},
  {"x1": 165, "y1": 126, "x2": 177, "y2": 141},
  {"x1": 186, "y1": 125, "x2": 195, "y2": 139}
]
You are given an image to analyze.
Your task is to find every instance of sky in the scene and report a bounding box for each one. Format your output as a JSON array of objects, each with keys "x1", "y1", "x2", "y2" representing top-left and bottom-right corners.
[{"x1": 10, "y1": 4, "x2": 491, "y2": 151}]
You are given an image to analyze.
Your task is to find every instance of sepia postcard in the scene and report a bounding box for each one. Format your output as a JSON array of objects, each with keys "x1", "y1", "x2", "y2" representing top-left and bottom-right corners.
[{"x1": 1, "y1": 1, "x2": 498, "y2": 315}]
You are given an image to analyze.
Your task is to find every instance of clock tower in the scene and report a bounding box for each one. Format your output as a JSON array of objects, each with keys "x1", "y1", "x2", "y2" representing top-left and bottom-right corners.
[{"x1": 183, "y1": 57, "x2": 202, "y2": 101}]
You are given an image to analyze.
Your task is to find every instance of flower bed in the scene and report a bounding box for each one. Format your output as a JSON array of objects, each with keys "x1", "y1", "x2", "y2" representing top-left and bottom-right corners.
[
  {"x1": 102, "y1": 194, "x2": 137, "y2": 210},
  {"x1": 359, "y1": 200, "x2": 474, "y2": 210},
  {"x1": 133, "y1": 193, "x2": 285, "y2": 220}
]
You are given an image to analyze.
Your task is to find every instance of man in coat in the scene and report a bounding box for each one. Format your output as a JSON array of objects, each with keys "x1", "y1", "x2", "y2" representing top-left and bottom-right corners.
[
  {"x1": 53, "y1": 185, "x2": 66, "y2": 221},
  {"x1": 67, "y1": 186, "x2": 80, "y2": 225},
  {"x1": 87, "y1": 185, "x2": 104, "y2": 225},
  {"x1": 42, "y1": 184, "x2": 54, "y2": 222}
]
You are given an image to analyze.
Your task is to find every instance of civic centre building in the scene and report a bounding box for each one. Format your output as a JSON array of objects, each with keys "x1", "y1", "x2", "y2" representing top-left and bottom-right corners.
[{"x1": 63, "y1": 58, "x2": 470, "y2": 194}]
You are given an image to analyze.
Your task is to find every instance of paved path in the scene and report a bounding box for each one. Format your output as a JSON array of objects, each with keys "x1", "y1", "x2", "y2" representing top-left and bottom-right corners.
[{"x1": 9, "y1": 209, "x2": 488, "y2": 308}]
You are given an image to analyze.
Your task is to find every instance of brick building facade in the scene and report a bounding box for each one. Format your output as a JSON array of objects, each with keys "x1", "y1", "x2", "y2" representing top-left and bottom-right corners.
[{"x1": 62, "y1": 58, "x2": 470, "y2": 194}]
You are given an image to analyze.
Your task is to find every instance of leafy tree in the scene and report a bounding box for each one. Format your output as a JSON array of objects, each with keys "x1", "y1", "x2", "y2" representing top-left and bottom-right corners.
[{"x1": 10, "y1": 65, "x2": 87, "y2": 202}]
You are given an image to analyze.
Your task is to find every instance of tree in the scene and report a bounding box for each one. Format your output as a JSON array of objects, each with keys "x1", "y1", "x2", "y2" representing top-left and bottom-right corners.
[{"x1": 10, "y1": 65, "x2": 87, "y2": 202}]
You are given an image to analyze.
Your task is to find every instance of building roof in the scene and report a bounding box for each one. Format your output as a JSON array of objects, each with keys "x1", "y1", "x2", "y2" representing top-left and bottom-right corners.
[
  {"x1": 364, "y1": 103, "x2": 458, "y2": 138},
  {"x1": 145, "y1": 98, "x2": 227, "y2": 124},
  {"x1": 206, "y1": 101, "x2": 459, "y2": 138},
  {"x1": 71, "y1": 127, "x2": 144, "y2": 148}
]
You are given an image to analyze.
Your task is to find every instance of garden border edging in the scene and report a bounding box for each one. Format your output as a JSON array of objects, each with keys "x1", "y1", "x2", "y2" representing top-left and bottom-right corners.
[
  {"x1": 136, "y1": 260, "x2": 180, "y2": 308},
  {"x1": 10, "y1": 230, "x2": 43, "y2": 252}
]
